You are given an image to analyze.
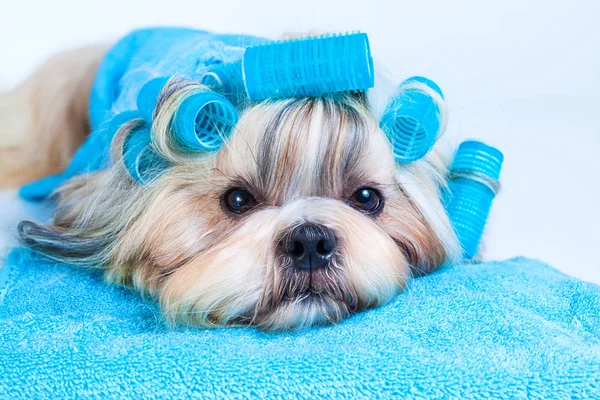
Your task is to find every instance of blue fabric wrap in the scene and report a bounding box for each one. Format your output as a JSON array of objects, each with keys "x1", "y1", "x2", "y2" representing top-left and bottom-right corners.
[
  {"x1": 18, "y1": 27, "x2": 268, "y2": 201},
  {"x1": 1, "y1": 248, "x2": 599, "y2": 398}
]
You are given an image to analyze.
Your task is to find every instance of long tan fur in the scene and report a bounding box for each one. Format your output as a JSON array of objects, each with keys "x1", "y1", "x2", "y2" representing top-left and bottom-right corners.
[{"x1": 0, "y1": 44, "x2": 107, "y2": 187}]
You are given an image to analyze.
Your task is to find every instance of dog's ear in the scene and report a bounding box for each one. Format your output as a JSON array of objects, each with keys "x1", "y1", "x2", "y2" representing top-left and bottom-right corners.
[
  {"x1": 17, "y1": 171, "x2": 117, "y2": 266},
  {"x1": 397, "y1": 234, "x2": 446, "y2": 277},
  {"x1": 382, "y1": 153, "x2": 459, "y2": 277},
  {"x1": 378, "y1": 194, "x2": 448, "y2": 278},
  {"x1": 385, "y1": 200, "x2": 448, "y2": 277},
  {"x1": 18, "y1": 220, "x2": 111, "y2": 266}
]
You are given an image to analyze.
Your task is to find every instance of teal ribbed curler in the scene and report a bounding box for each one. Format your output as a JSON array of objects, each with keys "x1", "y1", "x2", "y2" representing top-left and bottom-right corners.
[
  {"x1": 137, "y1": 77, "x2": 170, "y2": 123},
  {"x1": 445, "y1": 140, "x2": 504, "y2": 259},
  {"x1": 240, "y1": 32, "x2": 374, "y2": 101},
  {"x1": 243, "y1": 32, "x2": 374, "y2": 100},
  {"x1": 122, "y1": 121, "x2": 170, "y2": 184},
  {"x1": 172, "y1": 91, "x2": 238, "y2": 152},
  {"x1": 380, "y1": 76, "x2": 444, "y2": 163},
  {"x1": 136, "y1": 77, "x2": 239, "y2": 152}
]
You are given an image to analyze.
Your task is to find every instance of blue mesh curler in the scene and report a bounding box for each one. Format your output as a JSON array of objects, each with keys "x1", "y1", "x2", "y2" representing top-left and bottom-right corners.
[
  {"x1": 380, "y1": 76, "x2": 444, "y2": 162},
  {"x1": 122, "y1": 122, "x2": 170, "y2": 184},
  {"x1": 204, "y1": 33, "x2": 374, "y2": 102},
  {"x1": 445, "y1": 141, "x2": 504, "y2": 259},
  {"x1": 172, "y1": 91, "x2": 238, "y2": 152},
  {"x1": 136, "y1": 77, "x2": 239, "y2": 152}
]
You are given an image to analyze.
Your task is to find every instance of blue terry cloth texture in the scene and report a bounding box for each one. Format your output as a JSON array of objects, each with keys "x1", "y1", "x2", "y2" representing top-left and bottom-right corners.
[
  {"x1": 18, "y1": 27, "x2": 268, "y2": 201},
  {"x1": 1, "y1": 249, "x2": 599, "y2": 398}
]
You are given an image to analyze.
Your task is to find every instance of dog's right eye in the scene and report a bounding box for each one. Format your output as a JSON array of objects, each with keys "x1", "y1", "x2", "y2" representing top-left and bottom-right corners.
[
  {"x1": 348, "y1": 187, "x2": 384, "y2": 215},
  {"x1": 223, "y1": 188, "x2": 258, "y2": 214}
]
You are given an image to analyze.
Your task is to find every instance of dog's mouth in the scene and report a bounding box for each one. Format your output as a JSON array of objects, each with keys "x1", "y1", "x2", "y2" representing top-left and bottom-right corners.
[
  {"x1": 282, "y1": 288, "x2": 344, "y2": 306},
  {"x1": 276, "y1": 265, "x2": 351, "y2": 302},
  {"x1": 227, "y1": 267, "x2": 367, "y2": 330}
]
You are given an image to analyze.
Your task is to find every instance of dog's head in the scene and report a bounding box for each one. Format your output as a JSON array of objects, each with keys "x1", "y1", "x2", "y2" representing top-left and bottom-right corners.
[{"x1": 20, "y1": 88, "x2": 460, "y2": 330}]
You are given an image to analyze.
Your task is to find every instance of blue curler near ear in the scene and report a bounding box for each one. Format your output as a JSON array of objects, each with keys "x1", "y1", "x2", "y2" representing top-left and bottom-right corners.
[
  {"x1": 136, "y1": 77, "x2": 239, "y2": 152},
  {"x1": 172, "y1": 91, "x2": 239, "y2": 152},
  {"x1": 444, "y1": 140, "x2": 504, "y2": 259},
  {"x1": 242, "y1": 32, "x2": 374, "y2": 101},
  {"x1": 380, "y1": 76, "x2": 445, "y2": 163},
  {"x1": 137, "y1": 77, "x2": 170, "y2": 123},
  {"x1": 122, "y1": 122, "x2": 170, "y2": 184}
]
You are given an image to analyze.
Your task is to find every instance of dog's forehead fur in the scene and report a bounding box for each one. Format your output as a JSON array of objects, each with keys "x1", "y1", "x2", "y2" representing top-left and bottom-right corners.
[{"x1": 216, "y1": 96, "x2": 397, "y2": 204}]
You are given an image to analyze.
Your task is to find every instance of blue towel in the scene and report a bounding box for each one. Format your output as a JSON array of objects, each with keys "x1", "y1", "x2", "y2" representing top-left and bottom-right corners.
[
  {"x1": 1, "y1": 249, "x2": 599, "y2": 397},
  {"x1": 19, "y1": 27, "x2": 268, "y2": 201}
]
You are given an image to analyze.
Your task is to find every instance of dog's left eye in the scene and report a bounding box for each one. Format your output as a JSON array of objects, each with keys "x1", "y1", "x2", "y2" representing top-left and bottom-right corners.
[
  {"x1": 224, "y1": 188, "x2": 258, "y2": 214},
  {"x1": 348, "y1": 187, "x2": 383, "y2": 214}
]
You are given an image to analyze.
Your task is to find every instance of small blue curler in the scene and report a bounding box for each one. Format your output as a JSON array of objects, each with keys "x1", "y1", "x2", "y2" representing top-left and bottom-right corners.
[
  {"x1": 137, "y1": 77, "x2": 170, "y2": 123},
  {"x1": 445, "y1": 140, "x2": 504, "y2": 259},
  {"x1": 379, "y1": 76, "x2": 444, "y2": 162},
  {"x1": 204, "y1": 33, "x2": 374, "y2": 102},
  {"x1": 172, "y1": 91, "x2": 238, "y2": 152},
  {"x1": 122, "y1": 122, "x2": 170, "y2": 184},
  {"x1": 136, "y1": 77, "x2": 239, "y2": 152}
]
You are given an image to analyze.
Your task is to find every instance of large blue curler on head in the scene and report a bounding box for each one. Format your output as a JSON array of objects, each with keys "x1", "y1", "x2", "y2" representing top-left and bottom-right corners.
[
  {"x1": 380, "y1": 76, "x2": 445, "y2": 163},
  {"x1": 136, "y1": 77, "x2": 239, "y2": 152},
  {"x1": 204, "y1": 32, "x2": 375, "y2": 102},
  {"x1": 244, "y1": 32, "x2": 374, "y2": 100},
  {"x1": 122, "y1": 121, "x2": 170, "y2": 184},
  {"x1": 445, "y1": 140, "x2": 504, "y2": 259}
]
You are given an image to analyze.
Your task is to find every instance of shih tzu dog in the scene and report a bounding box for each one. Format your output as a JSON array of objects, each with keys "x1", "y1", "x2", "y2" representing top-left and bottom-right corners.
[{"x1": 0, "y1": 29, "x2": 461, "y2": 330}]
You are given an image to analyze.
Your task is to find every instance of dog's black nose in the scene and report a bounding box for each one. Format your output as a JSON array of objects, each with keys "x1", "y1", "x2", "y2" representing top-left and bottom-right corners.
[{"x1": 285, "y1": 223, "x2": 335, "y2": 271}]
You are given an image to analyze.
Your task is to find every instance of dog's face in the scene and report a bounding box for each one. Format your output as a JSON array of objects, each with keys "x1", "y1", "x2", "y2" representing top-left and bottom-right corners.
[
  {"x1": 97, "y1": 97, "x2": 447, "y2": 330},
  {"x1": 22, "y1": 95, "x2": 455, "y2": 330}
]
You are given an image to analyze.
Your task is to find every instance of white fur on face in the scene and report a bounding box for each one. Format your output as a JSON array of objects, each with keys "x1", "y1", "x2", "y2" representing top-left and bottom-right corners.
[
  {"x1": 152, "y1": 96, "x2": 454, "y2": 330},
  {"x1": 160, "y1": 197, "x2": 408, "y2": 330}
]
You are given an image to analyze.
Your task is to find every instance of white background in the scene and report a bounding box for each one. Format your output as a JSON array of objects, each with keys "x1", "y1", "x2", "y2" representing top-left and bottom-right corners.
[{"x1": 1, "y1": 0, "x2": 599, "y2": 283}]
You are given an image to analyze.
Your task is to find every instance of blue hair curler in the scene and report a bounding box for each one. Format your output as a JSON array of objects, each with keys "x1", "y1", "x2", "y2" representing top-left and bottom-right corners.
[
  {"x1": 244, "y1": 33, "x2": 374, "y2": 100},
  {"x1": 122, "y1": 121, "x2": 170, "y2": 184},
  {"x1": 137, "y1": 77, "x2": 170, "y2": 123},
  {"x1": 172, "y1": 91, "x2": 238, "y2": 152},
  {"x1": 204, "y1": 32, "x2": 375, "y2": 102},
  {"x1": 201, "y1": 62, "x2": 246, "y2": 106},
  {"x1": 445, "y1": 140, "x2": 504, "y2": 259},
  {"x1": 379, "y1": 76, "x2": 445, "y2": 162},
  {"x1": 136, "y1": 77, "x2": 239, "y2": 152}
]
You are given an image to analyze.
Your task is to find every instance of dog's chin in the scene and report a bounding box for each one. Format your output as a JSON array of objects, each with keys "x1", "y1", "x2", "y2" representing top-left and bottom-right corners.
[
  {"x1": 231, "y1": 265, "x2": 380, "y2": 331},
  {"x1": 253, "y1": 294, "x2": 353, "y2": 331}
]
